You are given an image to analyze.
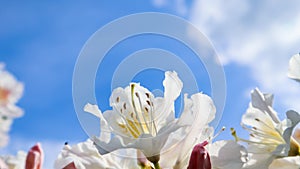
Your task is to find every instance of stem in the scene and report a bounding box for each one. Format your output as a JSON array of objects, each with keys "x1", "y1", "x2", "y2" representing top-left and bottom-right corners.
[{"x1": 153, "y1": 162, "x2": 161, "y2": 169}]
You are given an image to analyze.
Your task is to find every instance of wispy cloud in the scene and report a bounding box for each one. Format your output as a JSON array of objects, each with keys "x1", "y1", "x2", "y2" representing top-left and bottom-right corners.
[
  {"x1": 151, "y1": 0, "x2": 189, "y2": 16},
  {"x1": 189, "y1": 0, "x2": 300, "y2": 112}
]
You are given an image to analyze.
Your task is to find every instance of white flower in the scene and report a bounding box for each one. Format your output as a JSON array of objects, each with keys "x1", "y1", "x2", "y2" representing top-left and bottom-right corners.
[
  {"x1": 268, "y1": 156, "x2": 300, "y2": 169},
  {"x1": 288, "y1": 53, "x2": 300, "y2": 81},
  {"x1": 0, "y1": 64, "x2": 24, "y2": 107},
  {"x1": 159, "y1": 93, "x2": 217, "y2": 169},
  {"x1": 232, "y1": 88, "x2": 300, "y2": 168},
  {"x1": 0, "y1": 64, "x2": 24, "y2": 147},
  {"x1": 84, "y1": 71, "x2": 215, "y2": 166},
  {"x1": 1, "y1": 151, "x2": 27, "y2": 169},
  {"x1": 54, "y1": 139, "x2": 139, "y2": 169}
]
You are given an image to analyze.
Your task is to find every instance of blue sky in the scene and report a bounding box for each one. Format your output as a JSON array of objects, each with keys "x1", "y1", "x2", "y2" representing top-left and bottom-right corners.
[{"x1": 1, "y1": 1, "x2": 300, "y2": 168}]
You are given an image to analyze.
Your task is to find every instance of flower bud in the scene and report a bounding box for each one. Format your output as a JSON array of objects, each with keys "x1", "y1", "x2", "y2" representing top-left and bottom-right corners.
[
  {"x1": 187, "y1": 141, "x2": 211, "y2": 169},
  {"x1": 63, "y1": 162, "x2": 76, "y2": 169},
  {"x1": 25, "y1": 143, "x2": 44, "y2": 169}
]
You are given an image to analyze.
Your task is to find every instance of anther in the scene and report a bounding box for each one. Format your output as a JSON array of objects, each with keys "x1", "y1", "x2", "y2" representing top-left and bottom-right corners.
[{"x1": 145, "y1": 93, "x2": 150, "y2": 98}]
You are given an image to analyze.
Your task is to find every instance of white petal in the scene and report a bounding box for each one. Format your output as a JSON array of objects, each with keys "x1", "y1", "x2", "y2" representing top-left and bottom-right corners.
[
  {"x1": 268, "y1": 156, "x2": 300, "y2": 169},
  {"x1": 251, "y1": 88, "x2": 280, "y2": 123},
  {"x1": 159, "y1": 93, "x2": 216, "y2": 168},
  {"x1": 209, "y1": 140, "x2": 247, "y2": 169},
  {"x1": 54, "y1": 139, "x2": 135, "y2": 169},
  {"x1": 163, "y1": 71, "x2": 183, "y2": 104},
  {"x1": 177, "y1": 92, "x2": 216, "y2": 156},
  {"x1": 0, "y1": 104, "x2": 23, "y2": 118},
  {"x1": 0, "y1": 158, "x2": 8, "y2": 169},
  {"x1": 190, "y1": 93, "x2": 216, "y2": 125},
  {"x1": 154, "y1": 71, "x2": 183, "y2": 129},
  {"x1": 1, "y1": 151, "x2": 27, "y2": 169},
  {"x1": 244, "y1": 153, "x2": 274, "y2": 169},
  {"x1": 94, "y1": 120, "x2": 182, "y2": 158},
  {"x1": 84, "y1": 103, "x2": 111, "y2": 143},
  {"x1": 288, "y1": 53, "x2": 300, "y2": 81},
  {"x1": 0, "y1": 132, "x2": 9, "y2": 148}
]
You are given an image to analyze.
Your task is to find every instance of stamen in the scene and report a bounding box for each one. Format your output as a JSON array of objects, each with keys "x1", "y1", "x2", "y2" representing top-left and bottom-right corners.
[
  {"x1": 114, "y1": 105, "x2": 141, "y2": 138},
  {"x1": 231, "y1": 128, "x2": 280, "y2": 146},
  {"x1": 252, "y1": 117, "x2": 284, "y2": 142},
  {"x1": 241, "y1": 124, "x2": 284, "y2": 143},
  {"x1": 136, "y1": 92, "x2": 151, "y2": 134},
  {"x1": 131, "y1": 84, "x2": 145, "y2": 133},
  {"x1": 209, "y1": 127, "x2": 225, "y2": 141},
  {"x1": 254, "y1": 118, "x2": 276, "y2": 131},
  {"x1": 231, "y1": 128, "x2": 239, "y2": 142},
  {"x1": 145, "y1": 93, "x2": 150, "y2": 98},
  {"x1": 147, "y1": 95, "x2": 157, "y2": 135}
]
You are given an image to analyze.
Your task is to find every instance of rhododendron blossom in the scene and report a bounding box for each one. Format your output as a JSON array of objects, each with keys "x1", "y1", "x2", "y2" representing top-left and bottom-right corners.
[
  {"x1": 84, "y1": 71, "x2": 218, "y2": 168},
  {"x1": 0, "y1": 63, "x2": 24, "y2": 147},
  {"x1": 232, "y1": 88, "x2": 300, "y2": 168}
]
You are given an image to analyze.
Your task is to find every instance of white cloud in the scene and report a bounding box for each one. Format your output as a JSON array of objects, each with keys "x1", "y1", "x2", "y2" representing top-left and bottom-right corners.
[
  {"x1": 0, "y1": 137, "x2": 65, "y2": 169},
  {"x1": 152, "y1": 0, "x2": 168, "y2": 7},
  {"x1": 189, "y1": 0, "x2": 300, "y2": 112},
  {"x1": 151, "y1": 0, "x2": 188, "y2": 16}
]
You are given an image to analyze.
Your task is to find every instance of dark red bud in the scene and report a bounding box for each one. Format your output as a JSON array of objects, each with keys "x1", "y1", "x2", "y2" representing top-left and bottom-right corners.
[
  {"x1": 187, "y1": 141, "x2": 211, "y2": 169},
  {"x1": 63, "y1": 162, "x2": 77, "y2": 169},
  {"x1": 25, "y1": 143, "x2": 44, "y2": 169}
]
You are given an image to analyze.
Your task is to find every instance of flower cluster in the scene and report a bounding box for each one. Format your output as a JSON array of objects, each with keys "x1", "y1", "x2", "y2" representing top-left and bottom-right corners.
[
  {"x1": 55, "y1": 54, "x2": 300, "y2": 169},
  {"x1": 0, "y1": 64, "x2": 44, "y2": 169},
  {"x1": 0, "y1": 63, "x2": 24, "y2": 147},
  {"x1": 0, "y1": 143, "x2": 44, "y2": 169},
  {"x1": 1, "y1": 53, "x2": 300, "y2": 169},
  {"x1": 55, "y1": 71, "x2": 248, "y2": 169}
]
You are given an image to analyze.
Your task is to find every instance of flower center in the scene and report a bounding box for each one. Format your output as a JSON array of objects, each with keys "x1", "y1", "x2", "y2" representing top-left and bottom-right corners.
[
  {"x1": 231, "y1": 123, "x2": 286, "y2": 154},
  {"x1": 288, "y1": 137, "x2": 300, "y2": 156},
  {"x1": 0, "y1": 87, "x2": 9, "y2": 104},
  {"x1": 116, "y1": 84, "x2": 157, "y2": 138}
]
